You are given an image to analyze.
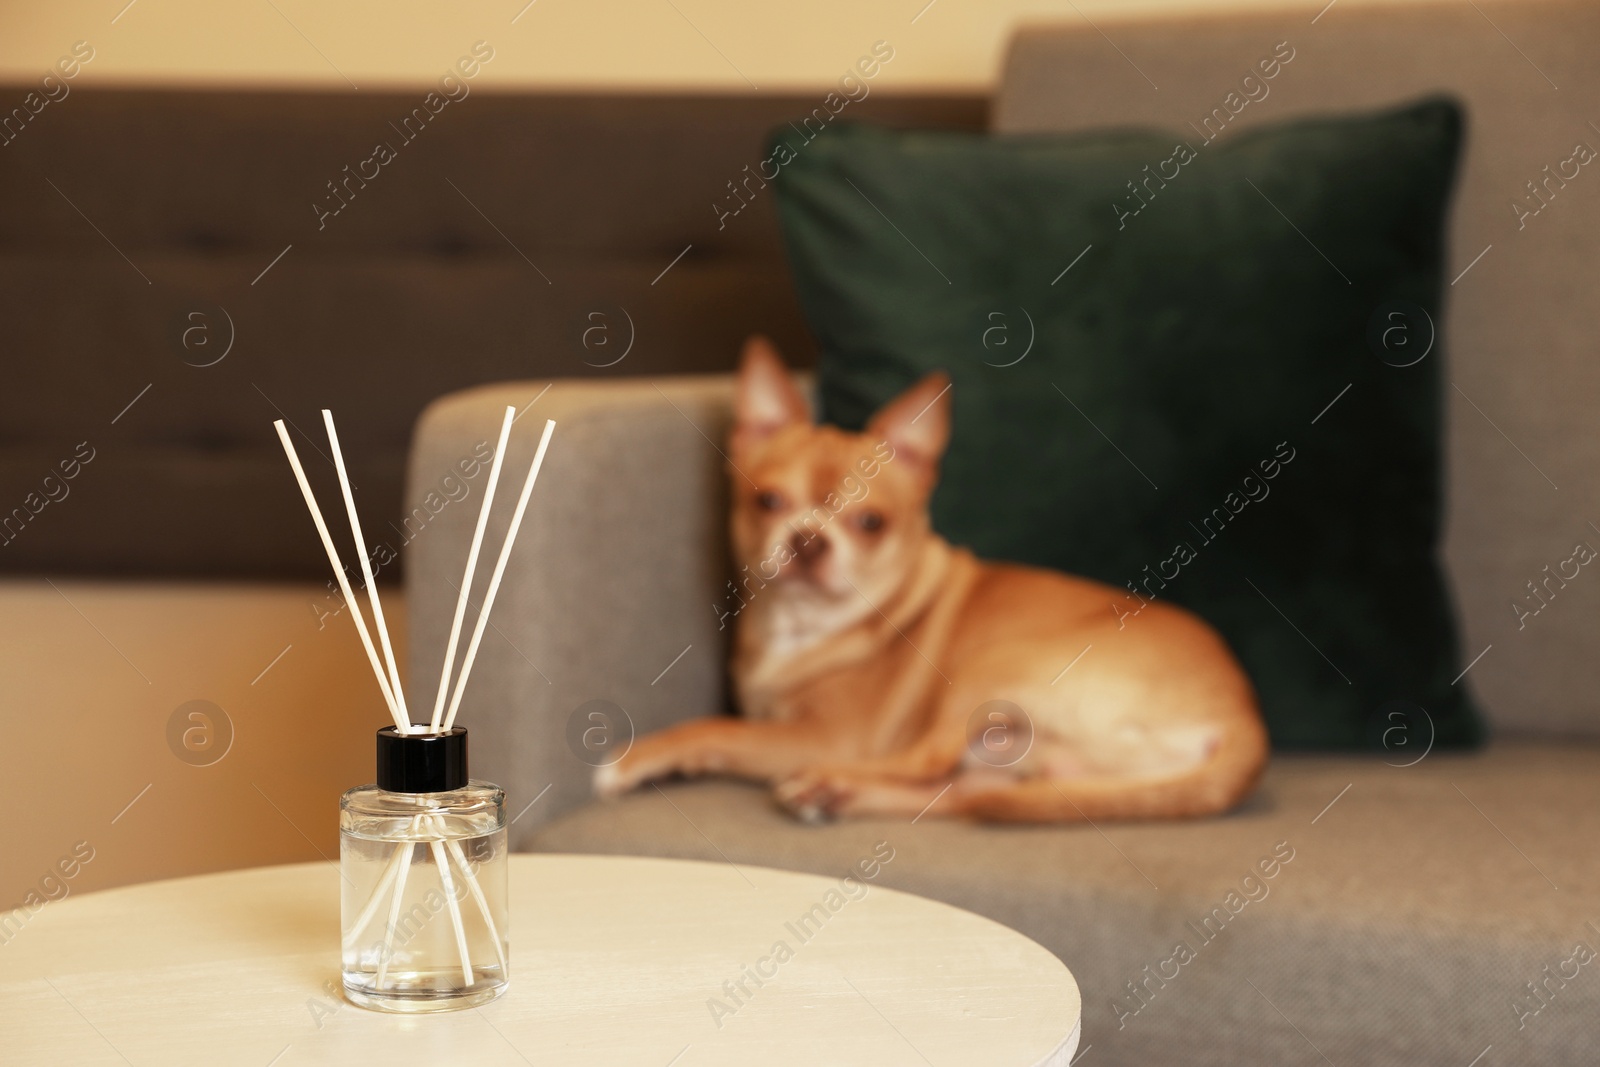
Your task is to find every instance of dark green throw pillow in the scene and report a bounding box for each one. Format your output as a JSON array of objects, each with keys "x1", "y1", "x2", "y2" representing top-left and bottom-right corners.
[{"x1": 771, "y1": 98, "x2": 1482, "y2": 750}]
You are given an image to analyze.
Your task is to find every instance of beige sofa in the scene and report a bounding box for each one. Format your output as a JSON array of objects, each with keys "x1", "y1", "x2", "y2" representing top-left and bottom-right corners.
[{"x1": 406, "y1": 4, "x2": 1600, "y2": 1064}]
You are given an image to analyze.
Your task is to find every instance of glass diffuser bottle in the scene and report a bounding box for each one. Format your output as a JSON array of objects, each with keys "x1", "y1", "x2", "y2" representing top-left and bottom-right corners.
[
  {"x1": 340, "y1": 726, "x2": 509, "y2": 1012},
  {"x1": 274, "y1": 408, "x2": 552, "y2": 1014}
]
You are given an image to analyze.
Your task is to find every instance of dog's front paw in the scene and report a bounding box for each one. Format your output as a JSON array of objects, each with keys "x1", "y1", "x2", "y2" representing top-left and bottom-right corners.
[
  {"x1": 592, "y1": 731, "x2": 683, "y2": 799},
  {"x1": 592, "y1": 761, "x2": 629, "y2": 800},
  {"x1": 774, "y1": 772, "x2": 852, "y2": 824}
]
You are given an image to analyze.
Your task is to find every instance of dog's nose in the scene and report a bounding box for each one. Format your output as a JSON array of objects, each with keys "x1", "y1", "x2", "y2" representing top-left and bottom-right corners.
[{"x1": 790, "y1": 532, "x2": 829, "y2": 564}]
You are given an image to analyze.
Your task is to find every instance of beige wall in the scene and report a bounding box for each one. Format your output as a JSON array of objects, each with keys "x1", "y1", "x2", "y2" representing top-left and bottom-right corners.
[
  {"x1": 2, "y1": 0, "x2": 1335, "y2": 93},
  {"x1": 0, "y1": 581, "x2": 402, "y2": 910}
]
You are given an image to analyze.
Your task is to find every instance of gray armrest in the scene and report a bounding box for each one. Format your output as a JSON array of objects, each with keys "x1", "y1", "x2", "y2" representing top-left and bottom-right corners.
[{"x1": 404, "y1": 375, "x2": 735, "y2": 841}]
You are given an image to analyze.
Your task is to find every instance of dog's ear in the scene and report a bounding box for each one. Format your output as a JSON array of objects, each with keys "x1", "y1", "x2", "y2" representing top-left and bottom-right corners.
[
  {"x1": 866, "y1": 372, "x2": 951, "y2": 477},
  {"x1": 732, "y1": 336, "x2": 809, "y2": 457}
]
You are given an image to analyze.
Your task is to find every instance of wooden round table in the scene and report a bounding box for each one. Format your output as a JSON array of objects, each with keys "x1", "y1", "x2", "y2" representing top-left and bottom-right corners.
[{"x1": 0, "y1": 854, "x2": 1081, "y2": 1065}]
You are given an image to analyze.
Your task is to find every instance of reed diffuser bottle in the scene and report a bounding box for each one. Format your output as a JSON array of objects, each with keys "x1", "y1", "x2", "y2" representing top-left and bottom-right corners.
[
  {"x1": 273, "y1": 402, "x2": 556, "y2": 1015},
  {"x1": 340, "y1": 727, "x2": 508, "y2": 1012}
]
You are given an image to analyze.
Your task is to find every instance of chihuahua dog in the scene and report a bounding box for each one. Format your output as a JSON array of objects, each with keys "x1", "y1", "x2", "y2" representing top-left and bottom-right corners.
[{"x1": 595, "y1": 338, "x2": 1268, "y2": 822}]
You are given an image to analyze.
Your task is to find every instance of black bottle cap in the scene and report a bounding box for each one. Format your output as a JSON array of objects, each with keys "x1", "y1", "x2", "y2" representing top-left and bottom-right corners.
[{"x1": 376, "y1": 726, "x2": 468, "y2": 793}]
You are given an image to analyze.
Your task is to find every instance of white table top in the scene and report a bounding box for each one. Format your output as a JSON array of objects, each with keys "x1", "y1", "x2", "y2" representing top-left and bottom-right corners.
[{"x1": 0, "y1": 854, "x2": 1080, "y2": 1066}]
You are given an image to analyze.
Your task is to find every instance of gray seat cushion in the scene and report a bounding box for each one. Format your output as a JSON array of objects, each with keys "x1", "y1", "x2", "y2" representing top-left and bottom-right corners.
[{"x1": 530, "y1": 740, "x2": 1595, "y2": 1066}]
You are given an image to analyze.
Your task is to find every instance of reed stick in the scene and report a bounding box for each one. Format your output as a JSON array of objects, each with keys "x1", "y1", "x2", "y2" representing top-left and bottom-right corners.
[
  {"x1": 429, "y1": 406, "x2": 516, "y2": 733},
  {"x1": 376, "y1": 840, "x2": 414, "y2": 989},
  {"x1": 323, "y1": 410, "x2": 411, "y2": 730},
  {"x1": 442, "y1": 419, "x2": 556, "y2": 731},
  {"x1": 439, "y1": 823, "x2": 508, "y2": 976},
  {"x1": 429, "y1": 838, "x2": 476, "y2": 987},
  {"x1": 273, "y1": 421, "x2": 406, "y2": 730},
  {"x1": 343, "y1": 839, "x2": 409, "y2": 950}
]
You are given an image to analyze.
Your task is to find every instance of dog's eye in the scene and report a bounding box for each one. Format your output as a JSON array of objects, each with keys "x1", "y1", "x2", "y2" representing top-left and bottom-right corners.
[
  {"x1": 858, "y1": 510, "x2": 885, "y2": 532},
  {"x1": 755, "y1": 490, "x2": 784, "y2": 512}
]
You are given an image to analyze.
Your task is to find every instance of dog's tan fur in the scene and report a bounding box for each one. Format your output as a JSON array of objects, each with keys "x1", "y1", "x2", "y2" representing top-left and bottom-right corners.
[{"x1": 596, "y1": 338, "x2": 1269, "y2": 822}]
